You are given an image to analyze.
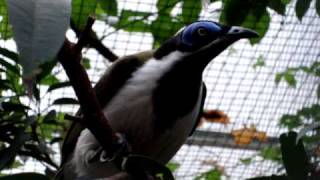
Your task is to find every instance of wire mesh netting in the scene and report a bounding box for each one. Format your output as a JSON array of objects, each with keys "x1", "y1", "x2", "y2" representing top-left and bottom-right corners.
[{"x1": 0, "y1": 0, "x2": 320, "y2": 179}]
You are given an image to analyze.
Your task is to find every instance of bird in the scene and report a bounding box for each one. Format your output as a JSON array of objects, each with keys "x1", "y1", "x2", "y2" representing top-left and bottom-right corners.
[{"x1": 57, "y1": 20, "x2": 258, "y2": 179}]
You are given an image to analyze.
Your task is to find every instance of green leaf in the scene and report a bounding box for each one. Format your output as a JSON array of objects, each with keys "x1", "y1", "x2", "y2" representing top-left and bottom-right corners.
[
  {"x1": 275, "y1": 73, "x2": 283, "y2": 84},
  {"x1": 279, "y1": 114, "x2": 301, "y2": 130},
  {"x1": 72, "y1": 0, "x2": 98, "y2": 29},
  {"x1": 82, "y1": 57, "x2": 91, "y2": 69},
  {"x1": 5, "y1": 65, "x2": 24, "y2": 94},
  {"x1": 302, "y1": 134, "x2": 320, "y2": 143},
  {"x1": 32, "y1": 84, "x2": 40, "y2": 101},
  {"x1": 1, "y1": 102, "x2": 29, "y2": 112},
  {"x1": 245, "y1": 10, "x2": 270, "y2": 44},
  {"x1": 22, "y1": 143, "x2": 43, "y2": 156},
  {"x1": 0, "y1": 112, "x2": 25, "y2": 125},
  {"x1": 154, "y1": 0, "x2": 203, "y2": 46},
  {"x1": 315, "y1": 68, "x2": 320, "y2": 77},
  {"x1": 151, "y1": 15, "x2": 184, "y2": 47},
  {"x1": 56, "y1": 112, "x2": 66, "y2": 122},
  {"x1": 50, "y1": 137, "x2": 63, "y2": 144},
  {"x1": 275, "y1": 62, "x2": 320, "y2": 87},
  {"x1": 36, "y1": 59, "x2": 58, "y2": 83},
  {"x1": 21, "y1": 144, "x2": 58, "y2": 168},
  {"x1": 253, "y1": 55, "x2": 265, "y2": 69},
  {"x1": 39, "y1": 124, "x2": 61, "y2": 140},
  {"x1": 284, "y1": 71, "x2": 296, "y2": 87},
  {"x1": 295, "y1": 0, "x2": 312, "y2": 21},
  {"x1": 115, "y1": 10, "x2": 151, "y2": 32},
  {"x1": 47, "y1": 81, "x2": 71, "y2": 92},
  {"x1": 300, "y1": 66, "x2": 312, "y2": 73},
  {"x1": 0, "y1": 1, "x2": 13, "y2": 40},
  {"x1": 166, "y1": 162, "x2": 180, "y2": 172},
  {"x1": 97, "y1": 0, "x2": 117, "y2": 16},
  {"x1": 316, "y1": 0, "x2": 320, "y2": 17},
  {"x1": 182, "y1": 0, "x2": 202, "y2": 23},
  {"x1": 0, "y1": 173, "x2": 50, "y2": 180},
  {"x1": 0, "y1": 58, "x2": 20, "y2": 75},
  {"x1": 195, "y1": 169, "x2": 222, "y2": 180},
  {"x1": 157, "y1": 0, "x2": 181, "y2": 14},
  {"x1": 39, "y1": 74, "x2": 59, "y2": 86},
  {"x1": 43, "y1": 110, "x2": 57, "y2": 124},
  {"x1": 25, "y1": 115, "x2": 37, "y2": 125},
  {"x1": 5, "y1": 66, "x2": 23, "y2": 94},
  {"x1": 240, "y1": 158, "x2": 252, "y2": 165},
  {"x1": 297, "y1": 107, "x2": 313, "y2": 119},
  {"x1": 52, "y1": 98, "x2": 79, "y2": 105},
  {"x1": 259, "y1": 147, "x2": 281, "y2": 162},
  {"x1": 38, "y1": 139, "x2": 52, "y2": 155},
  {"x1": 297, "y1": 105, "x2": 320, "y2": 120},
  {"x1": 0, "y1": 80, "x2": 11, "y2": 90},
  {"x1": 309, "y1": 104, "x2": 320, "y2": 120},
  {"x1": 310, "y1": 61, "x2": 320, "y2": 72},
  {"x1": 280, "y1": 104, "x2": 320, "y2": 132},
  {"x1": 0, "y1": 129, "x2": 31, "y2": 170},
  {"x1": 282, "y1": 0, "x2": 291, "y2": 4},
  {"x1": 0, "y1": 47, "x2": 18, "y2": 62},
  {"x1": 268, "y1": 0, "x2": 288, "y2": 15},
  {"x1": 220, "y1": 0, "x2": 269, "y2": 44},
  {"x1": 10, "y1": 160, "x2": 23, "y2": 168},
  {"x1": 219, "y1": 0, "x2": 251, "y2": 25}
]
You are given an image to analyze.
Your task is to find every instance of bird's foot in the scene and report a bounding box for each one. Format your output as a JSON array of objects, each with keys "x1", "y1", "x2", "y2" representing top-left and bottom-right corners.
[{"x1": 88, "y1": 133, "x2": 131, "y2": 164}]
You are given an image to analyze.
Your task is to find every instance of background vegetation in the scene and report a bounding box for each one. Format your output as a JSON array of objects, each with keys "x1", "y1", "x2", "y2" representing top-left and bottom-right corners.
[{"x1": 0, "y1": 0, "x2": 319, "y2": 179}]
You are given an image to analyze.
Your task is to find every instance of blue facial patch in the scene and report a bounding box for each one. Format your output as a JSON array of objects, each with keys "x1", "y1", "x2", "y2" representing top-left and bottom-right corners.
[{"x1": 180, "y1": 21, "x2": 223, "y2": 50}]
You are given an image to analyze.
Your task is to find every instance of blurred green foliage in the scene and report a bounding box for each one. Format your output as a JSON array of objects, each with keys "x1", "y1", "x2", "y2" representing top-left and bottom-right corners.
[
  {"x1": 194, "y1": 169, "x2": 222, "y2": 180},
  {"x1": 0, "y1": 47, "x2": 72, "y2": 175},
  {"x1": 253, "y1": 55, "x2": 266, "y2": 69},
  {"x1": 275, "y1": 60, "x2": 320, "y2": 179},
  {"x1": 70, "y1": 0, "x2": 320, "y2": 46},
  {"x1": 259, "y1": 147, "x2": 282, "y2": 162},
  {"x1": 166, "y1": 162, "x2": 180, "y2": 172},
  {"x1": 1, "y1": 0, "x2": 319, "y2": 45},
  {"x1": 0, "y1": 0, "x2": 319, "y2": 179},
  {"x1": 276, "y1": 61, "x2": 320, "y2": 131}
]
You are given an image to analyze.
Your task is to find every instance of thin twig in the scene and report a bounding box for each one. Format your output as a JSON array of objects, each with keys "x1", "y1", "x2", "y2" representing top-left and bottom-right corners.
[
  {"x1": 58, "y1": 17, "x2": 119, "y2": 156},
  {"x1": 70, "y1": 20, "x2": 118, "y2": 62}
]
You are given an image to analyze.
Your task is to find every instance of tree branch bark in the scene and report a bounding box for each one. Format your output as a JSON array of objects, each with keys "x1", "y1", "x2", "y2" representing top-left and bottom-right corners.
[
  {"x1": 58, "y1": 17, "x2": 119, "y2": 156},
  {"x1": 70, "y1": 20, "x2": 119, "y2": 62}
]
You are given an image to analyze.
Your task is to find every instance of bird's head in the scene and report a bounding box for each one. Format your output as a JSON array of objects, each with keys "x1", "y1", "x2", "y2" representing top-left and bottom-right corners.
[{"x1": 154, "y1": 21, "x2": 258, "y2": 70}]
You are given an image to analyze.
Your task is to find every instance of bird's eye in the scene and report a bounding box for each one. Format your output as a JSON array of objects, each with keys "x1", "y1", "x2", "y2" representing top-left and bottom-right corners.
[{"x1": 197, "y1": 27, "x2": 208, "y2": 36}]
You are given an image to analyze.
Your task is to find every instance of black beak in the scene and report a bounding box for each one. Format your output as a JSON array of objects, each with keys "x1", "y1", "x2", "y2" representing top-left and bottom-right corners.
[
  {"x1": 188, "y1": 25, "x2": 259, "y2": 70},
  {"x1": 226, "y1": 26, "x2": 259, "y2": 38}
]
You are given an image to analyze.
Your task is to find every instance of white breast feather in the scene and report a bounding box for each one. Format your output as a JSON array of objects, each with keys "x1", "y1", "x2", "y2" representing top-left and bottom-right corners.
[
  {"x1": 105, "y1": 51, "x2": 185, "y2": 131},
  {"x1": 70, "y1": 51, "x2": 202, "y2": 178}
]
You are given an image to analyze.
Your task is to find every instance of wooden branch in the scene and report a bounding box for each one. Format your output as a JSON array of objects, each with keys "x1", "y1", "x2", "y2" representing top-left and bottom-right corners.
[
  {"x1": 58, "y1": 17, "x2": 119, "y2": 156},
  {"x1": 70, "y1": 20, "x2": 119, "y2": 62},
  {"x1": 186, "y1": 130, "x2": 279, "y2": 151},
  {"x1": 58, "y1": 17, "x2": 172, "y2": 179},
  {"x1": 64, "y1": 114, "x2": 82, "y2": 123}
]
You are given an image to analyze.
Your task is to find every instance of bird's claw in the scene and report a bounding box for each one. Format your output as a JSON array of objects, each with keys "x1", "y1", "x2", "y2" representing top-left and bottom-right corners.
[{"x1": 99, "y1": 133, "x2": 131, "y2": 163}]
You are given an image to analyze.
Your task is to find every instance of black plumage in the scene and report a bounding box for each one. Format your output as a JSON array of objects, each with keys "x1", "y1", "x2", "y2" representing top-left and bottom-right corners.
[{"x1": 58, "y1": 21, "x2": 258, "y2": 179}]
